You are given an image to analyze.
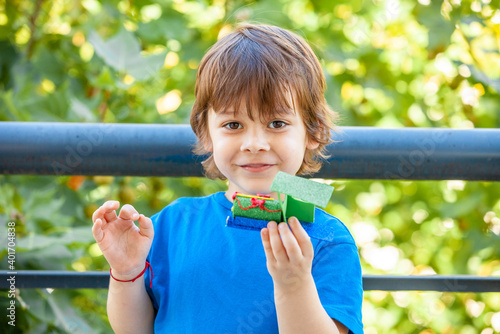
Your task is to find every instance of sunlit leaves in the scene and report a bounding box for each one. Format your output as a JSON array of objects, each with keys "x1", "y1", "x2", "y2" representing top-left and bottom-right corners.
[{"x1": 0, "y1": 0, "x2": 499, "y2": 332}]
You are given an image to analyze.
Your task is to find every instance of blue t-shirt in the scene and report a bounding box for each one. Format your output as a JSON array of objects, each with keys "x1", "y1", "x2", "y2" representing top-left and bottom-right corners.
[{"x1": 144, "y1": 192, "x2": 363, "y2": 333}]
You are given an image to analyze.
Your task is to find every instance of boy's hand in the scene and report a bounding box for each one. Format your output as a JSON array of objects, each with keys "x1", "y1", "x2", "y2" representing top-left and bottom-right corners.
[
  {"x1": 260, "y1": 217, "x2": 314, "y2": 292},
  {"x1": 92, "y1": 201, "x2": 154, "y2": 280}
]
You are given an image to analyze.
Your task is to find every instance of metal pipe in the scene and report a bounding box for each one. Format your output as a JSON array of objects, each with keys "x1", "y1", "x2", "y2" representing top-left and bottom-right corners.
[
  {"x1": 0, "y1": 122, "x2": 499, "y2": 180},
  {"x1": 0, "y1": 271, "x2": 498, "y2": 292}
]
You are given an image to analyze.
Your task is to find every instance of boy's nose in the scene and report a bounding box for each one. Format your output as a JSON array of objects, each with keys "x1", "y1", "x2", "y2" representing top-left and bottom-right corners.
[{"x1": 240, "y1": 128, "x2": 270, "y2": 153}]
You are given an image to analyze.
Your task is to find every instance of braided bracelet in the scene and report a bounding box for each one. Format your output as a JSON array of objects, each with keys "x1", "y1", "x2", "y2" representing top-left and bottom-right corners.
[{"x1": 110, "y1": 261, "x2": 153, "y2": 288}]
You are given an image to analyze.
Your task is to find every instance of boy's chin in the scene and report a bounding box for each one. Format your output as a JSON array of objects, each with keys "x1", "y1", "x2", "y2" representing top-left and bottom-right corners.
[
  {"x1": 228, "y1": 184, "x2": 272, "y2": 197},
  {"x1": 241, "y1": 188, "x2": 272, "y2": 196},
  {"x1": 250, "y1": 190, "x2": 272, "y2": 196}
]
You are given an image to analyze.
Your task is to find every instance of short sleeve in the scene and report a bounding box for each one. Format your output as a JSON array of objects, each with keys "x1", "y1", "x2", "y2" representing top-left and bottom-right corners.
[
  {"x1": 144, "y1": 212, "x2": 160, "y2": 311},
  {"x1": 312, "y1": 241, "x2": 364, "y2": 334}
]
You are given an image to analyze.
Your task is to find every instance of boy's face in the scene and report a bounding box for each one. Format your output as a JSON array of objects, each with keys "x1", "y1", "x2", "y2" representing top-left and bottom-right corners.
[{"x1": 205, "y1": 102, "x2": 319, "y2": 200}]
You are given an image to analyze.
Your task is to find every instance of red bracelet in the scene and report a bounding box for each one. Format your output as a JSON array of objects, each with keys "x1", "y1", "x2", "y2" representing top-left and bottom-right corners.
[{"x1": 110, "y1": 261, "x2": 153, "y2": 288}]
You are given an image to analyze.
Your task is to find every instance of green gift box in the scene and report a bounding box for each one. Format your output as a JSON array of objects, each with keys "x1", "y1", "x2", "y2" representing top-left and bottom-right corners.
[
  {"x1": 271, "y1": 171, "x2": 334, "y2": 223},
  {"x1": 230, "y1": 172, "x2": 334, "y2": 224},
  {"x1": 232, "y1": 195, "x2": 283, "y2": 222}
]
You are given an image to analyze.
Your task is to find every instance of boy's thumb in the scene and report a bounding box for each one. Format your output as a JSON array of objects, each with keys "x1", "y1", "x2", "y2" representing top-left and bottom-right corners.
[{"x1": 138, "y1": 214, "x2": 154, "y2": 239}]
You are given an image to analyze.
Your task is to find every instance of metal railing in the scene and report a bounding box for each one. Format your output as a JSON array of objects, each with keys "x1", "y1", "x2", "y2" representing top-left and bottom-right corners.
[{"x1": 1, "y1": 122, "x2": 499, "y2": 292}]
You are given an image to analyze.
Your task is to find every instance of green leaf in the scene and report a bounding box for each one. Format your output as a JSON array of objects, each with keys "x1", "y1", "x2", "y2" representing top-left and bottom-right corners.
[
  {"x1": 69, "y1": 97, "x2": 97, "y2": 122},
  {"x1": 414, "y1": 1, "x2": 455, "y2": 51},
  {"x1": 91, "y1": 67, "x2": 115, "y2": 89},
  {"x1": 17, "y1": 227, "x2": 94, "y2": 251},
  {"x1": 438, "y1": 192, "x2": 483, "y2": 219},
  {"x1": 46, "y1": 290, "x2": 94, "y2": 333},
  {"x1": 88, "y1": 28, "x2": 166, "y2": 81},
  {"x1": 468, "y1": 65, "x2": 500, "y2": 92},
  {"x1": 33, "y1": 46, "x2": 66, "y2": 86}
]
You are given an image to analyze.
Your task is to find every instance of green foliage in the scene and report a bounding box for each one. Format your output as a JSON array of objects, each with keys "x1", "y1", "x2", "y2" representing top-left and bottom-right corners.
[{"x1": 1, "y1": 0, "x2": 499, "y2": 333}]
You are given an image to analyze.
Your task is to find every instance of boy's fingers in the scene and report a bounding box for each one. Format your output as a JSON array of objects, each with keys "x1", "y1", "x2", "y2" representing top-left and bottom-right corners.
[
  {"x1": 92, "y1": 203, "x2": 108, "y2": 223},
  {"x1": 118, "y1": 204, "x2": 139, "y2": 221},
  {"x1": 288, "y1": 217, "x2": 314, "y2": 258},
  {"x1": 138, "y1": 215, "x2": 154, "y2": 239},
  {"x1": 268, "y1": 222, "x2": 288, "y2": 262},
  {"x1": 278, "y1": 222, "x2": 302, "y2": 261},
  {"x1": 92, "y1": 219, "x2": 104, "y2": 243},
  {"x1": 99, "y1": 200, "x2": 119, "y2": 223},
  {"x1": 261, "y1": 228, "x2": 275, "y2": 263},
  {"x1": 92, "y1": 208, "x2": 99, "y2": 223}
]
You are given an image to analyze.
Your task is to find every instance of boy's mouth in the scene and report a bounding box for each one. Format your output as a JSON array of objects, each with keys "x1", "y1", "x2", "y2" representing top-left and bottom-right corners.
[{"x1": 238, "y1": 163, "x2": 275, "y2": 172}]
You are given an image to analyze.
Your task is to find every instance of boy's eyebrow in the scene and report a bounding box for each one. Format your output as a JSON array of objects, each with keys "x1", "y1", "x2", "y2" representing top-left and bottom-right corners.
[
  {"x1": 275, "y1": 108, "x2": 296, "y2": 115},
  {"x1": 224, "y1": 107, "x2": 296, "y2": 115},
  {"x1": 214, "y1": 106, "x2": 297, "y2": 120},
  {"x1": 214, "y1": 110, "x2": 237, "y2": 117},
  {"x1": 265, "y1": 108, "x2": 297, "y2": 119},
  {"x1": 220, "y1": 109, "x2": 237, "y2": 114}
]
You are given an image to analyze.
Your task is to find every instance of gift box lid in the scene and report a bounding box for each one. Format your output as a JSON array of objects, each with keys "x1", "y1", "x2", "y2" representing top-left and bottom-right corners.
[{"x1": 270, "y1": 171, "x2": 334, "y2": 209}]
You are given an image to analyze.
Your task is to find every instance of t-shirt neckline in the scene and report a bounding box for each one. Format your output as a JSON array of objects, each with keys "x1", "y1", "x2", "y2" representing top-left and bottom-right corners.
[{"x1": 214, "y1": 191, "x2": 233, "y2": 210}]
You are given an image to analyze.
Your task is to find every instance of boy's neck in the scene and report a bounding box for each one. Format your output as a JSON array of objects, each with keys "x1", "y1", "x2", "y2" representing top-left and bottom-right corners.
[{"x1": 224, "y1": 190, "x2": 283, "y2": 202}]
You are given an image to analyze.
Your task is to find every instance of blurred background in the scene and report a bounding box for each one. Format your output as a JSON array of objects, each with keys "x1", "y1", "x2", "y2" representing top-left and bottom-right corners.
[{"x1": 0, "y1": 0, "x2": 499, "y2": 333}]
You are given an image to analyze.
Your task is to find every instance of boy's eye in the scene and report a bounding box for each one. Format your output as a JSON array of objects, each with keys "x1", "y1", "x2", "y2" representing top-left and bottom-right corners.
[
  {"x1": 224, "y1": 122, "x2": 242, "y2": 130},
  {"x1": 269, "y1": 120, "x2": 286, "y2": 129}
]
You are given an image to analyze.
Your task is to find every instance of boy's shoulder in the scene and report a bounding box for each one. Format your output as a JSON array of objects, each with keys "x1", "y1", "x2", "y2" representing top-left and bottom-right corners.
[
  {"x1": 167, "y1": 193, "x2": 216, "y2": 207},
  {"x1": 313, "y1": 208, "x2": 357, "y2": 246},
  {"x1": 153, "y1": 192, "x2": 227, "y2": 218}
]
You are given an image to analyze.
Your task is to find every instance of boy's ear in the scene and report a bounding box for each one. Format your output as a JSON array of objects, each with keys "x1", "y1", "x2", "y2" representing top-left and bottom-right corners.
[
  {"x1": 203, "y1": 138, "x2": 213, "y2": 152},
  {"x1": 306, "y1": 137, "x2": 319, "y2": 150}
]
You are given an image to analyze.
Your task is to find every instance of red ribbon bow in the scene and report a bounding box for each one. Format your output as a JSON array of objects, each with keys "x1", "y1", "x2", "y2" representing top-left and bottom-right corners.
[
  {"x1": 232, "y1": 192, "x2": 282, "y2": 213},
  {"x1": 250, "y1": 197, "x2": 267, "y2": 210}
]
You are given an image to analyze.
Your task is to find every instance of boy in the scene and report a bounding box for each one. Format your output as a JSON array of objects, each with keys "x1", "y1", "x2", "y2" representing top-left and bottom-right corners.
[{"x1": 92, "y1": 24, "x2": 363, "y2": 334}]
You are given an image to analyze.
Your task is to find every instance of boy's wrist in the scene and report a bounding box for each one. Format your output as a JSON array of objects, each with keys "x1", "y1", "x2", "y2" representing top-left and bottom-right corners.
[
  {"x1": 273, "y1": 273, "x2": 316, "y2": 297},
  {"x1": 110, "y1": 264, "x2": 148, "y2": 281}
]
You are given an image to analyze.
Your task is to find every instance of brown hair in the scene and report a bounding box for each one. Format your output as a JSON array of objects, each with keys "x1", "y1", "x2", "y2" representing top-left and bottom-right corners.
[{"x1": 190, "y1": 23, "x2": 338, "y2": 179}]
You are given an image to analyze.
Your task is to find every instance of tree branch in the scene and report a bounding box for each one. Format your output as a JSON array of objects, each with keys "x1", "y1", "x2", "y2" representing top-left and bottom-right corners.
[{"x1": 26, "y1": 0, "x2": 44, "y2": 59}]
